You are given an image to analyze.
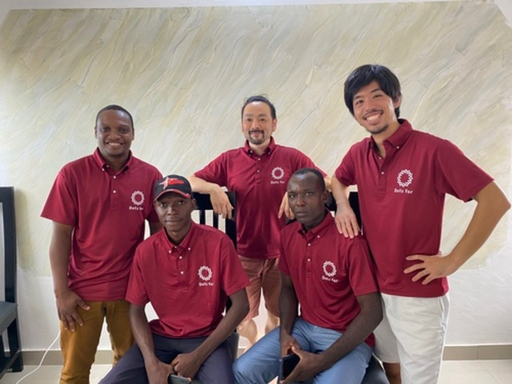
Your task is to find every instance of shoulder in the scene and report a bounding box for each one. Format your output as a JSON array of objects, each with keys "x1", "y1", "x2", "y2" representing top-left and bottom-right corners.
[
  {"x1": 195, "y1": 224, "x2": 233, "y2": 243},
  {"x1": 281, "y1": 220, "x2": 300, "y2": 238},
  {"x1": 129, "y1": 156, "x2": 161, "y2": 175}
]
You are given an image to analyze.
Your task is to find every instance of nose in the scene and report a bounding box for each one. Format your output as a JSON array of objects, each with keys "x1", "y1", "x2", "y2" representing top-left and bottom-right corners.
[{"x1": 296, "y1": 195, "x2": 306, "y2": 206}]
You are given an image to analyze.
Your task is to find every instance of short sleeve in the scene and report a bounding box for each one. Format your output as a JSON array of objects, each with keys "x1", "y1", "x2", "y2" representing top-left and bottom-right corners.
[
  {"x1": 219, "y1": 236, "x2": 249, "y2": 296},
  {"x1": 125, "y1": 248, "x2": 150, "y2": 306},
  {"x1": 434, "y1": 140, "x2": 493, "y2": 202},
  {"x1": 335, "y1": 147, "x2": 357, "y2": 186},
  {"x1": 194, "y1": 153, "x2": 228, "y2": 187},
  {"x1": 41, "y1": 170, "x2": 78, "y2": 226},
  {"x1": 347, "y1": 238, "x2": 378, "y2": 297}
]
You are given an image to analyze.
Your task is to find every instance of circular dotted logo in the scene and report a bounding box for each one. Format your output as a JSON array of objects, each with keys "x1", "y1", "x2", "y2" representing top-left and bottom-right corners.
[
  {"x1": 198, "y1": 266, "x2": 213, "y2": 281},
  {"x1": 131, "y1": 190, "x2": 145, "y2": 206},
  {"x1": 322, "y1": 261, "x2": 336, "y2": 278},
  {"x1": 271, "y1": 167, "x2": 285, "y2": 180},
  {"x1": 397, "y1": 169, "x2": 413, "y2": 188}
]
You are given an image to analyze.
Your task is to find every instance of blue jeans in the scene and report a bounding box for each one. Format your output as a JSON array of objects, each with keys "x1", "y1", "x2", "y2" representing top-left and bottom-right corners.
[{"x1": 233, "y1": 318, "x2": 373, "y2": 384}]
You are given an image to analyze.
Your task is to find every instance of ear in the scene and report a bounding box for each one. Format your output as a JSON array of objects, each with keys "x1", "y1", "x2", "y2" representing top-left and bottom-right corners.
[
  {"x1": 271, "y1": 118, "x2": 277, "y2": 133},
  {"x1": 393, "y1": 94, "x2": 402, "y2": 109},
  {"x1": 190, "y1": 198, "x2": 197, "y2": 210},
  {"x1": 94, "y1": 126, "x2": 98, "y2": 138}
]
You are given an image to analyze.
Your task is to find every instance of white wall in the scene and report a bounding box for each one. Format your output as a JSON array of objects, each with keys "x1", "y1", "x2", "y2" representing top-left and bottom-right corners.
[{"x1": 0, "y1": 0, "x2": 511, "y2": 353}]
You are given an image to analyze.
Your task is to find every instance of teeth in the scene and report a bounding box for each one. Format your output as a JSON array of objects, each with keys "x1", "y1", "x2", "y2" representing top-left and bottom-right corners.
[{"x1": 366, "y1": 114, "x2": 380, "y2": 121}]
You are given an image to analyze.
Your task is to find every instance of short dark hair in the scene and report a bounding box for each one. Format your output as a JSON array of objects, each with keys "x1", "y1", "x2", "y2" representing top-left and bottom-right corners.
[
  {"x1": 291, "y1": 168, "x2": 326, "y2": 192},
  {"x1": 95, "y1": 104, "x2": 134, "y2": 128},
  {"x1": 344, "y1": 64, "x2": 402, "y2": 118},
  {"x1": 241, "y1": 95, "x2": 277, "y2": 120}
]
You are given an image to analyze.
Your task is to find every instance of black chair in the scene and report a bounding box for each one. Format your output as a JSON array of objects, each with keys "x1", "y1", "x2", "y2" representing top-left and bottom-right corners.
[
  {"x1": 193, "y1": 192, "x2": 239, "y2": 361},
  {"x1": 0, "y1": 187, "x2": 23, "y2": 379},
  {"x1": 327, "y1": 191, "x2": 389, "y2": 384}
]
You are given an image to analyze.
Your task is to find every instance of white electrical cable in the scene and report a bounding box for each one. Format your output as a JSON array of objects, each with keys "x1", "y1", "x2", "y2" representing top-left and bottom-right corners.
[{"x1": 15, "y1": 330, "x2": 60, "y2": 384}]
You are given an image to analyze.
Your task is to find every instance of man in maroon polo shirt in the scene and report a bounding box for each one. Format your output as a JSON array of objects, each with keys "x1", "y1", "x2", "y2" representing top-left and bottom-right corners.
[
  {"x1": 233, "y1": 168, "x2": 382, "y2": 384},
  {"x1": 41, "y1": 105, "x2": 162, "y2": 384},
  {"x1": 332, "y1": 64, "x2": 510, "y2": 384},
  {"x1": 99, "y1": 175, "x2": 249, "y2": 384},
  {"x1": 189, "y1": 95, "x2": 328, "y2": 347}
]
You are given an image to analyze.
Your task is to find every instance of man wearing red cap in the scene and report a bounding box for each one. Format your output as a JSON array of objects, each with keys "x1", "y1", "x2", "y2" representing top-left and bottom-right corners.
[
  {"x1": 100, "y1": 175, "x2": 250, "y2": 384},
  {"x1": 190, "y1": 95, "x2": 328, "y2": 347},
  {"x1": 41, "y1": 105, "x2": 162, "y2": 384}
]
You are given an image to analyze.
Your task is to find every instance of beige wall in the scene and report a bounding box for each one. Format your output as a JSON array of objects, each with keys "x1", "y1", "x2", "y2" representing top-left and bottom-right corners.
[{"x1": 0, "y1": 2, "x2": 511, "y2": 349}]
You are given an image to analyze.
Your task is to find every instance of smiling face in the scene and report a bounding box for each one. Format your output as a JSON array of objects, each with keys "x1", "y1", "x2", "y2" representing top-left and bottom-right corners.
[
  {"x1": 352, "y1": 80, "x2": 402, "y2": 138},
  {"x1": 154, "y1": 193, "x2": 195, "y2": 244},
  {"x1": 95, "y1": 109, "x2": 134, "y2": 166},
  {"x1": 241, "y1": 101, "x2": 277, "y2": 148},
  {"x1": 287, "y1": 172, "x2": 328, "y2": 231}
]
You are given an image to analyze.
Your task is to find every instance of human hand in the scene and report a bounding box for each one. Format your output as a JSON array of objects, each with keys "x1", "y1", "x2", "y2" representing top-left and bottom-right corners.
[
  {"x1": 210, "y1": 186, "x2": 233, "y2": 219},
  {"x1": 171, "y1": 351, "x2": 202, "y2": 380},
  {"x1": 278, "y1": 193, "x2": 294, "y2": 220},
  {"x1": 404, "y1": 252, "x2": 459, "y2": 285},
  {"x1": 146, "y1": 359, "x2": 175, "y2": 384},
  {"x1": 281, "y1": 346, "x2": 323, "y2": 383},
  {"x1": 55, "y1": 289, "x2": 90, "y2": 332},
  {"x1": 334, "y1": 203, "x2": 360, "y2": 238},
  {"x1": 280, "y1": 332, "x2": 301, "y2": 357}
]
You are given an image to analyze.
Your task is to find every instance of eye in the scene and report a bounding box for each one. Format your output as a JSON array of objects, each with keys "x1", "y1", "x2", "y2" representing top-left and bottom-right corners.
[
  {"x1": 99, "y1": 127, "x2": 110, "y2": 133},
  {"x1": 354, "y1": 100, "x2": 363, "y2": 107},
  {"x1": 120, "y1": 128, "x2": 130, "y2": 134},
  {"x1": 178, "y1": 200, "x2": 186, "y2": 205},
  {"x1": 305, "y1": 192, "x2": 313, "y2": 196},
  {"x1": 288, "y1": 193, "x2": 296, "y2": 200}
]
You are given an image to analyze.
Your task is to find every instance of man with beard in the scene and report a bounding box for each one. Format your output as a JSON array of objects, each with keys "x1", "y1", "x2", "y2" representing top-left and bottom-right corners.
[{"x1": 190, "y1": 96, "x2": 328, "y2": 348}]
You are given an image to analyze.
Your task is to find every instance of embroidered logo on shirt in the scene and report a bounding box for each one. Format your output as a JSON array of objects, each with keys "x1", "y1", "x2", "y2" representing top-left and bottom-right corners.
[
  {"x1": 129, "y1": 190, "x2": 145, "y2": 210},
  {"x1": 270, "y1": 167, "x2": 285, "y2": 185},
  {"x1": 198, "y1": 265, "x2": 214, "y2": 287},
  {"x1": 322, "y1": 261, "x2": 339, "y2": 283},
  {"x1": 394, "y1": 169, "x2": 414, "y2": 195}
]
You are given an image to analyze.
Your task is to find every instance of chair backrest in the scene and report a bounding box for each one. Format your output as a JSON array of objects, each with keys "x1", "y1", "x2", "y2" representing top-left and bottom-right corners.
[
  {"x1": 0, "y1": 187, "x2": 17, "y2": 303},
  {"x1": 193, "y1": 191, "x2": 237, "y2": 247}
]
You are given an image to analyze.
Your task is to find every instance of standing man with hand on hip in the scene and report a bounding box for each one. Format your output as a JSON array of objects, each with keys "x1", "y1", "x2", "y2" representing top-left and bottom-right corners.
[
  {"x1": 190, "y1": 95, "x2": 329, "y2": 348},
  {"x1": 41, "y1": 105, "x2": 162, "y2": 384},
  {"x1": 332, "y1": 64, "x2": 510, "y2": 384}
]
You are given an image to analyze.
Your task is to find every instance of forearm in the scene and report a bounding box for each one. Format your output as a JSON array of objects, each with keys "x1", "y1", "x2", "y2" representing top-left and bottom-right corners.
[
  {"x1": 193, "y1": 289, "x2": 249, "y2": 362},
  {"x1": 129, "y1": 305, "x2": 160, "y2": 366},
  {"x1": 331, "y1": 177, "x2": 351, "y2": 208},
  {"x1": 448, "y1": 182, "x2": 510, "y2": 268},
  {"x1": 189, "y1": 175, "x2": 222, "y2": 195},
  {"x1": 323, "y1": 176, "x2": 332, "y2": 192},
  {"x1": 279, "y1": 278, "x2": 298, "y2": 336},
  {"x1": 49, "y1": 223, "x2": 73, "y2": 295},
  {"x1": 316, "y1": 293, "x2": 382, "y2": 370}
]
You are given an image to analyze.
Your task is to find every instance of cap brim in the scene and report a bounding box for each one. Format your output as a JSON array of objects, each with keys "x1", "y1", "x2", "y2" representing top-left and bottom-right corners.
[{"x1": 154, "y1": 189, "x2": 191, "y2": 201}]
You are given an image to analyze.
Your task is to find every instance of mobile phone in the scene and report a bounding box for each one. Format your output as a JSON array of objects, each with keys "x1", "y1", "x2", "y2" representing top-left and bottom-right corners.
[
  {"x1": 279, "y1": 352, "x2": 300, "y2": 380},
  {"x1": 168, "y1": 374, "x2": 191, "y2": 384}
]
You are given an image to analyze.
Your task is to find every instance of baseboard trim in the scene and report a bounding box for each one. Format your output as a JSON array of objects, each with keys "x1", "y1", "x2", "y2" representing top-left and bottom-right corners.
[{"x1": 21, "y1": 345, "x2": 512, "y2": 366}]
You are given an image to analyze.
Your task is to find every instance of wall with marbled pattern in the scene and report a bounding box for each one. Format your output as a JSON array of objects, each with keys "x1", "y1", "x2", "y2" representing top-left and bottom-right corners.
[{"x1": 0, "y1": 2, "x2": 511, "y2": 350}]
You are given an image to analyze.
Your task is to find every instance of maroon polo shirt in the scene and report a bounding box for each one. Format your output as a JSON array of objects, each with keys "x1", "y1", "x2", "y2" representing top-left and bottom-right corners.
[
  {"x1": 194, "y1": 138, "x2": 324, "y2": 259},
  {"x1": 279, "y1": 213, "x2": 378, "y2": 347},
  {"x1": 41, "y1": 149, "x2": 162, "y2": 301},
  {"x1": 126, "y1": 223, "x2": 249, "y2": 338},
  {"x1": 335, "y1": 120, "x2": 493, "y2": 298}
]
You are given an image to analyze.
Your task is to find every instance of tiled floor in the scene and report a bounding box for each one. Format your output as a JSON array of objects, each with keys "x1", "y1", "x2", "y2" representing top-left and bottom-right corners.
[{"x1": 2, "y1": 360, "x2": 512, "y2": 383}]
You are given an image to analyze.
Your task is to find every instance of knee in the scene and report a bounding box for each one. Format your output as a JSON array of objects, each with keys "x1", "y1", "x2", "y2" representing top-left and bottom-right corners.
[{"x1": 232, "y1": 356, "x2": 253, "y2": 383}]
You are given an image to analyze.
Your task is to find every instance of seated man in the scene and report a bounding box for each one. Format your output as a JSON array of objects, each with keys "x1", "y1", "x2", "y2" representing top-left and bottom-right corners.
[
  {"x1": 233, "y1": 168, "x2": 382, "y2": 384},
  {"x1": 100, "y1": 175, "x2": 249, "y2": 384}
]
